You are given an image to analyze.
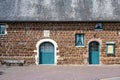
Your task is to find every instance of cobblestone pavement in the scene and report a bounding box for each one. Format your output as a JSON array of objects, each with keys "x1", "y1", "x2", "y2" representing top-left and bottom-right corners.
[{"x1": 0, "y1": 65, "x2": 120, "y2": 80}]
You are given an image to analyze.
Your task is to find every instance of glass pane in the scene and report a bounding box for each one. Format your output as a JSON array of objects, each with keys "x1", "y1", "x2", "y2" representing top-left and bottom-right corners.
[
  {"x1": 90, "y1": 42, "x2": 99, "y2": 51},
  {"x1": 107, "y1": 44, "x2": 114, "y2": 54},
  {"x1": 95, "y1": 23, "x2": 103, "y2": 30},
  {"x1": 75, "y1": 34, "x2": 84, "y2": 46},
  {"x1": 0, "y1": 25, "x2": 5, "y2": 34},
  {"x1": 40, "y1": 42, "x2": 54, "y2": 53}
]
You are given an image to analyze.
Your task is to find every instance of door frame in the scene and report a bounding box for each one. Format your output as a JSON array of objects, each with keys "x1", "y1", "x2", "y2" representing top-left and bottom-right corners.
[
  {"x1": 89, "y1": 41, "x2": 100, "y2": 64},
  {"x1": 87, "y1": 39, "x2": 102, "y2": 65},
  {"x1": 36, "y1": 39, "x2": 58, "y2": 65}
]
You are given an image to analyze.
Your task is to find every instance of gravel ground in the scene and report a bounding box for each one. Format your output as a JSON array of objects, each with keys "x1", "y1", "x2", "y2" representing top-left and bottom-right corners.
[{"x1": 0, "y1": 65, "x2": 120, "y2": 80}]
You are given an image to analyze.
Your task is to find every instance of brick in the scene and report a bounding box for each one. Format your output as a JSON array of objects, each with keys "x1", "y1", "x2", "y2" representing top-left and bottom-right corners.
[{"x1": 0, "y1": 22, "x2": 120, "y2": 65}]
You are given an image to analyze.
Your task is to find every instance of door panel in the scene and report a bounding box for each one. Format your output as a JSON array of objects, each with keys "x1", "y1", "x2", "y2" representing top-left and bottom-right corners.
[
  {"x1": 89, "y1": 41, "x2": 99, "y2": 64},
  {"x1": 39, "y1": 42, "x2": 54, "y2": 64}
]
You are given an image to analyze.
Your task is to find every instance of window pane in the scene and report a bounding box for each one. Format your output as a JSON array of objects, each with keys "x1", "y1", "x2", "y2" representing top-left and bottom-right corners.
[
  {"x1": 106, "y1": 44, "x2": 114, "y2": 54},
  {"x1": 95, "y1": 23, "x2": 103, "y2": 30},
  {"x1": 75, "y1": 34, "x2": 84, "y2": 46},
  {"x1": 0, "y1": 25, "x2": 5, "y2": 34},
  {"x1": 90, "y1": 42, "x2": 99, "y2": 51}
]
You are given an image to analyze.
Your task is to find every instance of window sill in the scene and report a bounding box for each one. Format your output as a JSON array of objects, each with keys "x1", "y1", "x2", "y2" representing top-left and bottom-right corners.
[
  {"x1": 0, "y1": 32, "x2": 7, "y2": 35},
  {"x1": 95, "y1": 29, "x2": 103, "y2": 31},
  {"x1": 0, "y1": 33, "x2": 7, "y2": 35},
  {"x1": 0, "y1": 34, "x2": 6, "y2": 36},
  {"x1": 75, "y1": 46, "x2": 85, "y2": 48}
]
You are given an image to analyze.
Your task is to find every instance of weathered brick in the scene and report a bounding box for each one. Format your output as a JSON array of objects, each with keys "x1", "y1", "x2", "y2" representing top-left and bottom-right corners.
[{"x1": 0, "y1": 22, "x2": 120, "y2": 65}]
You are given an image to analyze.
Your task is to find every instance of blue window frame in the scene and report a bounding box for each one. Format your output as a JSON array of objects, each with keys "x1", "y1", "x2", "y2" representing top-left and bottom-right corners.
[
  {"x1": 0, "y1": 24, "x2": 6, "y2": 35},
  {"x1": 95, "y1": 23, "x2": 103, "y2": 30},
  {"x1": 75, "y1": 34, "x2": 84, "y2": 46}
]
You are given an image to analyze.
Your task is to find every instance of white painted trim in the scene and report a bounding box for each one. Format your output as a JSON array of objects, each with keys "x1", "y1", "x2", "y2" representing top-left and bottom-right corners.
[
  {"x1": 106, "y1": 42, "x2": 115, "y2": 44},
  {"x1": 35, "y1": 39, "x2": 58, "y2": 65},
  {"x1": 34, "y1": 50, "x2": 37, "y2": 52},
  {"x1": 75, "y1": 46, "x2": 85, "y2": 48}
]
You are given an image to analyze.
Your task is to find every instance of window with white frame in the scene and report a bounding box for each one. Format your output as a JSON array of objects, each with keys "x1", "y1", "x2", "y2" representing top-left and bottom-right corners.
[
  {"x1": 75, "y1": 34, "x2": 84, "y2": 47},
  {"x1": 0, "y1": 24, "x2": 6, "y2": 35}
]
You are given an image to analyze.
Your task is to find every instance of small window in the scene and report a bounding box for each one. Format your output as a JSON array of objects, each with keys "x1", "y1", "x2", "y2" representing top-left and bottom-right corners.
[
  {"x1": 0, "y1": 24, "x2": 6, "y2": 35},
  {"x1": 75, "y1": 34, "x2": 84, "y2": 47},
  {"x1": 95, "y1": 23, "x2": 103, "y2": 30},
  {"x1": 106, "y1": 42, "x2": 115, "y2": 55}
]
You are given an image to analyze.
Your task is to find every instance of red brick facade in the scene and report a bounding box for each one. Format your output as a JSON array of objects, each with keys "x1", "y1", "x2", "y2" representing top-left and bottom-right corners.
[{"x1": 0, "y1": 22, "x2": 120, "y2": 65}]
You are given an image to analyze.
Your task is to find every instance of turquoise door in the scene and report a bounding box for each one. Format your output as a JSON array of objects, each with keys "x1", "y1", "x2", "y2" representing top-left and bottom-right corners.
[
  {"x1": 89, "y1": 41, "x2": 100, "y2": 64},
  {"x1": 39, "y1": 42, "x2": 54, "y2": 64}
]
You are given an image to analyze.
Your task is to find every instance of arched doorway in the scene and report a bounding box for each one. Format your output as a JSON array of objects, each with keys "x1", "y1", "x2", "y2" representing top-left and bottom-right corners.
[
  {"x1": 36, "y1": 39, "x2": 58, "y2": 65},
  {"x1": 89, "y1": 41, "x2": 100, "y2": 64},
  {"x1": 39, "y1": 42, "x2": 54, "y2": 64}
]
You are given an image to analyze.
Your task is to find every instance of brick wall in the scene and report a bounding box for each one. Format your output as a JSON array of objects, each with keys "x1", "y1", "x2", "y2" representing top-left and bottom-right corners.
[{"x1": 0, "y1": 22, "x2": 120, "y2": 65}]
